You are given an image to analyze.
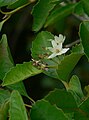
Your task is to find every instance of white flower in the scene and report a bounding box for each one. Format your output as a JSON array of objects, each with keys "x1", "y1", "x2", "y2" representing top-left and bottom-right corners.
[
  {"x1": 54, "y1": 34, "x2": 65, "y2": 44},
  {"x1": 47, "y1": 34, "x2": 69, "y2": 59}
]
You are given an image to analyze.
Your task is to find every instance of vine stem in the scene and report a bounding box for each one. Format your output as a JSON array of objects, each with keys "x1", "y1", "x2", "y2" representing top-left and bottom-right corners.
[
  {"x1": 25, "y1": 104, "x2": 32, "y2": 108},
  {"x1": 27, "y1": 96, "x2": 35, "y2": 104},
  {"x1": 0, "y1": 14, "x2": 11, "y2": 23}
]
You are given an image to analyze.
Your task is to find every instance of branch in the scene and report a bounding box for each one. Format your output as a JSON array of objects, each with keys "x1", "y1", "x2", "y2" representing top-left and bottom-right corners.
[
  {"x1": 64, "y1": 39, "x2": 80, "y2": 48},
  {"x1": 73, "y1": 14, "x2": 88, "y2": 21}
]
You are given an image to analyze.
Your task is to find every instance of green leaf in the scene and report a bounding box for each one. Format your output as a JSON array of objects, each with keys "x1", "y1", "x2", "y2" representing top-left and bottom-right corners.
[
  {"x1": 84, "y1": 85, "x2": 89, "y2": 97},
  {"x1": 80, "y1": 21, "x2": 89, "y2": 60},
  {"x1": 45, "y1": 3, "x2": 76, "y2": 27},
  {"x1": 8, "y1": 0, "x2": 29, "y2": 9},
  {"x1": 68, "y1": 75, "x2": 84, "y2": 104},
  {"x1": 82, "y1": 0, "x2": 89, "y2": 16},
  {"x1": 74, "y1": 97, "x2": 89, "y2": 119},
  {"x1": 71, "y1": 43, "x2": 84, "y2": 54},
  {"x1": 9, "y1": 90, "x2": 28, "y2": 120},
  {"x1": 74, "y1": 1, "x2": 84, "y2": 15},
  {"x1": 65, "y1": 113, "x2": 74, "y2": 120},
  {"x1": 0, "y1": 34, "x2": 13, "y2": 80},
  {"x1": 31, "y1": 31, "x2": 54, "y2": 59},
  {"x1": 57, "y1": 53, "x2": 82, "y2": 82},
  {"x1": 51, "y1": 0, "x2": 62, "y2": 3},
  {"x1": 0, "y1": 90, "x2": 10, "y2": 106},
  {"x1": 2, "y1": 62, "x2": 42, "y2": 86},
  {"x1": 69, "y1": 75, "x2": 84, "y2": 99},
  {"x1": 0, "y1": 100, "x2": 9, "y2": 120},
  {"x1": 32, "y1": 0, "x2": 61, "y2": 32},
  {"x1": 45, "y1": 89, "x2": 77, "y2": 113},
  {"x1": 30, "y1": 99, "x2": 68, "y2": 120},
  {"x1": 0, "y1": 0, "x2": 18, "y2": 7},
  {"x1": 31, "y1": 31, "x2": 59, "y2": 79},
  {"x1": 0, "y1": 35, "x2": 28, "y2": 98},
  {"x1": 7, "y1": 82, "x2": 28, "y2": 97},
  {"x1": 0, "y1": 21, "x2": 4, "y2": 31}
]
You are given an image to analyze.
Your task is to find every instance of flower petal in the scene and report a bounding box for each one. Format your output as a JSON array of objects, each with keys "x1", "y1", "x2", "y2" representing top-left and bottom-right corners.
[
  {"x1": 48, "y1": 39, "x2": 53, "y2": 41},
  {"x1": 54, "y1": 34, "x2": 65, "y2": 44},
  {"x1": 47, "y1": 34, "x2": 69, "y2": 59},
  {"x1": 54, "y1": 36, "x2": 60, "y2": 43},
  {"x1": 56, "y1": 43, "x2": 62, "y2": 50},
  {"x1": 48, "y1": 53, "x2": 57, "y2": 59},
  {"x1": 57, "y1": 48, "x2": 69, "y2": 56},
  {"x1": 59, "y1": 34, "x2": 65, "y2": 43},
  {"x1": 47, "y1": 47, "x2": 54, "y2": 52},
  {"x1": 51, "y1": 40, "x2": 57, "y2": 48}
]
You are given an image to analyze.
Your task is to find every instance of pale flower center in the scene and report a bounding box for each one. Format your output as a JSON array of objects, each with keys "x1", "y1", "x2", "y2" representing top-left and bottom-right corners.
[{"x1": 56, "y1": 49, "x2": 60, "y2": 53}]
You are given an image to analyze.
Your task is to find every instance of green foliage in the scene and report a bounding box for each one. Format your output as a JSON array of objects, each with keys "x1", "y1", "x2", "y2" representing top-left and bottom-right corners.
[
  {"x1": 68, "y1": 75, "x2": 84, "y2": 104},
  {"x1": 82, "y1": 0, "x2": 89, "y2": 16},
  {"x1": 0, "y1": 34, "x2": 28, "y2": 99},
  {"x1": 74, "y1": 97, "x2": 89, "y2": 119},
  {"x1": 30, "y1": 100, "x2": 68, "y2": 120},
  {"x1": 57, "y1": 53, "x2": 82, "y2": 81},
  {"x1": 45, "y1": 89, "x2": 78, "y2": 113},
  {"x1": 8, "y1": 0, "x2": 29, "y2": 9},
  {"x1": 32, "y1": 0, "x2": 62, "y2": 32},
  {"x1": 0, "y1": 90, "x2": 10, "y2": 119},
  {"x1": 80, "y1": 21, "x2": 89, "y2": 60},
  {"x1": 7, "y1": 82, "x2": 28, "y2": 97},
  {"x1": 2, "y1": 62, "x2": 42, "y2": 86},
  {"x1": 0, "y1": 0, "x2": 18, "y2": 7},
  {"x1": 0, "y1": 21, "x2": 5, "y2": 31},
  {"x1": 0, "y1": 101, "x2": 9, "y2": 120},
  {"x1": 0, "y1": 0, "x2": 89, "y2": 119},
  {"x1": 0, "y1": 90, "x2": 10, "y2": 106},
  {"x1": 0, "y1": 35, "x2": 13, "y2": 80},
  {"x1": 74, "y1": 1, "x2": 84, "y2": 15},
  {"x1": 31, "y1": 31, "x2": 54, "y2": 60},
  {"x1": 31, "y1": 31, "x2": 59, "y2": 79},
  {"x1": 32, "y1": 31, "x2": 83, "y2": 81},
  {"x1": 45, "y1": 3, "x2": 76, "y2": 27},
  {"x1": 68, "y1": 75, "x2": 84, "y2": 99},
  {"x1": 9, "y1": 90, "x2": 28, "y2": 120}
]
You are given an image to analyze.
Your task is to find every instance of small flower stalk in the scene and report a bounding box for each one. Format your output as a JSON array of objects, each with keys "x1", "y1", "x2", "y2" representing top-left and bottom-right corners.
[{"x1": 47, "y1": 34, "x2": 69, "y2": 59}]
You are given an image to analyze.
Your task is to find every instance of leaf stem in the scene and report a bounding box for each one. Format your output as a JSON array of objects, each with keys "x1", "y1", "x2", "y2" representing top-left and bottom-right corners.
[
  {"x1": 25, "y1": 104, "x2": 32, "y2": 108},
  {"x1": 27, "y1": 96, "x2": 35, "y2": 104}
]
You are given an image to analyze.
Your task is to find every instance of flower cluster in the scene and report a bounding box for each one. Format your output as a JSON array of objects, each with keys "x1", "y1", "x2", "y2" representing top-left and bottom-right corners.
[{"x1": 47, "y1": 34, "x2": 69, "y2": 59}]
